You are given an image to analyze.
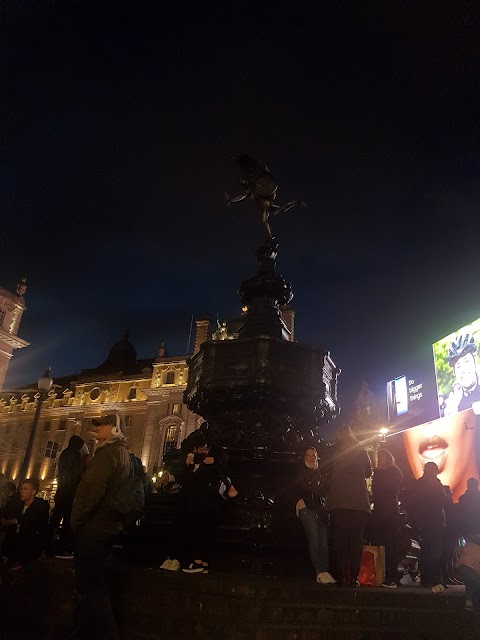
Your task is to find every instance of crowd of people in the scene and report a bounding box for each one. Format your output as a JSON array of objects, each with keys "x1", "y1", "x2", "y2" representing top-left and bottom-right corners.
[
  {"x1": 293, "y1": 424, "x2": 480, "y2": 610},
  {"x1": 0, "y1": 414, "x2": 141, "y2": 640},
  {"x1": 1, "y1": 416, "x2": 480, "y2": 639}
]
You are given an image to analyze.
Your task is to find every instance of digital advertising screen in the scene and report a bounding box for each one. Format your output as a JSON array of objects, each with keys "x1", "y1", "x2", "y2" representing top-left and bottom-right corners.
[
  {"x1": 387, "y1": 375, "x2": 408, "y2": 419},
  {"x1": 383, "y1": 316, "x2": 480, "y2": 502},
  {"x1": 386, "y1": 370, "x2": 439, "y2": 432},
  {"x1": 386, "y1": 409, "x2": 480, "y2": 503},
  {"x1": 433, "y1": 317, "x2": 480, "y2": 418}
]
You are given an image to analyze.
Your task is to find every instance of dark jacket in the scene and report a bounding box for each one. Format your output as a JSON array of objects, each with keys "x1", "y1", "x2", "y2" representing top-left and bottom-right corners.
[
  {"x1": 71, "y1": 439, "x2": 130, "y2": 535},
  {"x1": 458, "y1": 488, "x2": 480, "y2": 535},
  {"x1": 295, "y1": 464, "x2": 328, "y2": 518},
  {"x1": 1, "y1": 494, "x2": 21, "y2": 521},
  {"x1": 181, "y1": 444, "x2": 228, "y2": 499},
  {"x1": 372, "y1": 466, "x2": 403, "y2": 514},
  {"x1": 17, "y1": 496, "x2": 49, "y2": 552},
  {"x1": 414, "y1": 474, "x2": 447, "y2": 529},
  {"x1": 56, "y1": 435, "x2": 85, "y2": 497},
  {"x1": 19, "y1": 496, "x2": 49, "y2": 529},
  {"x1": 326, "y1": 443, "x2": 372, "y2": 514}
]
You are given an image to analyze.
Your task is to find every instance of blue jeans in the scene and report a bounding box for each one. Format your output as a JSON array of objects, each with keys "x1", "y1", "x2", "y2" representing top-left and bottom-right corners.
[{"x1": 299, "y1": 507, "x2": 329, "y2": 574}]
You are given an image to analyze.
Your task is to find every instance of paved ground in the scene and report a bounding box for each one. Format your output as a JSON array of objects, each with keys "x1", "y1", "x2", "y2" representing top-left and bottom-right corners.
[{"x1": 0, "y1": 548, "x2": 477, "y2": 640}]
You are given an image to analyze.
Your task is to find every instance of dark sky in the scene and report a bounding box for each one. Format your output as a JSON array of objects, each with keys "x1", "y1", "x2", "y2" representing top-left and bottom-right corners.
[{"x1": 2, "y1": 1, "x2": 479, "y2": 417}]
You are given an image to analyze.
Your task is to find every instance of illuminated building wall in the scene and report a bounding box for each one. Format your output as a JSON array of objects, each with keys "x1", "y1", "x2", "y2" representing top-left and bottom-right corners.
[
  {"x1": 0, "y1": 283, "x2": 29, "y2": 392},
  {"x1": 0, "y1": 323, "x2": 208, "y2": 487},
  {"x1": 0, "y1": 310, "x2": 295, "y2": 488}
]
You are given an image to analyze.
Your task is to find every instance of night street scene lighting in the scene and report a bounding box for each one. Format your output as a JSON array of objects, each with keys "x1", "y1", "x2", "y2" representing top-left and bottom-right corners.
[
  {"x1": 17, "y1": 368, "x2": 53, "y2": 483},
  {"x1": 1, "y1": 2, "x2": 478, "y2": 639}
]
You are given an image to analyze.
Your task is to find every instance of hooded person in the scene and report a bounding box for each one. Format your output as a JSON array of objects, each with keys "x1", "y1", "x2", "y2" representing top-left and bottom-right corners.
[
  {"x1": 414, "y1": 461, "x2": 448, "y2": 592},
  {"x1": 458, "y1": 478, "x2": 480, "y2": 535},
  {"x1": 69, "y1": 414, "x2": 130, "y2": 640},
  {"x1": 48, "y1": 435, "x2": 89, "y2": 558}
]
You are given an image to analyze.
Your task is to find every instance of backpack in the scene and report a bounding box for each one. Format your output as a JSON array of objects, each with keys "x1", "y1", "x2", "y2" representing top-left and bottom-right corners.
[{"x1": 112, "y1": 454, "x2": 146, "y2": 525}]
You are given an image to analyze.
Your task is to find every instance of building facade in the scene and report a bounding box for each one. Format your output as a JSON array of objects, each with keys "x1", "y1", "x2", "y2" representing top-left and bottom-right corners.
[
  {"x1": 0, "y1": 329, "x2": 209, "y2": 488},
  {"x1": 0, "y1": 278, "x2": 29, "y2": 392},
  {"x1": 0, "y1": 280, "x2": 296, "y2": 491}
]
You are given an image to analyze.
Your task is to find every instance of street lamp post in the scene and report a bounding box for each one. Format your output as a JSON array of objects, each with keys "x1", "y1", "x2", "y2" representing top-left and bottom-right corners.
[
  {"x1": 19, "y1": 368, "x2": 53, "y2": 482},
  {"x1": 374, "y1": 427, "x2": 390, "y2": 467}
]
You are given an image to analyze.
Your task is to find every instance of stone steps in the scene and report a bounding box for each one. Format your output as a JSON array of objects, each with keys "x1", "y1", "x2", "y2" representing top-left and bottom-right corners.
[{"x1": 1, "y1": 555, "x2": 477, "y2": 640}]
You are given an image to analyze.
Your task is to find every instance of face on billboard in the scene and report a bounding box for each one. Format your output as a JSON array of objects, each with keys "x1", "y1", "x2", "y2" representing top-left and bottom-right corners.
[
  {"x1": 454, "y1": 353, "x2": 477, "y2": 389},
  {"x1": 433, "y1": 318, "x2": 480, "y2": 417},
  {"x1": 402, "y1": 409, "x2": 478, "y2": 501}
]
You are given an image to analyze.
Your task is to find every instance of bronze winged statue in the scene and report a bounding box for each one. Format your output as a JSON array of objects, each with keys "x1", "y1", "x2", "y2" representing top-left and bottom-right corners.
[{"x1": 225, "y1": 154, "x2": 305, "y2": 238}]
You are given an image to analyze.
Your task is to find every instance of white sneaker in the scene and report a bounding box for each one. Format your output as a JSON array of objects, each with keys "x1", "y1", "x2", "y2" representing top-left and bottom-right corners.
[
  {"x1": 182, "y1": 562, "x2": 204, "y2": 573},
  {"x1": 381, "y1": 582, "x2": 398, "y2": 589},
  {"x1": 432, "y1": 583, "x2": 445, "y2": 593},
  {"x1": 160, "y1": 559, "x2": 173, "y2": 570},
  {"x1": 316, "y1": 572, "x2": 336, "y2": 585}
]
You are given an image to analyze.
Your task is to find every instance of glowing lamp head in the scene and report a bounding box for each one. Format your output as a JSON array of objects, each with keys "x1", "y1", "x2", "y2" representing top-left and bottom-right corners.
[
  {"x1": 378, "y1": 427, "x2": 388, "y2": 443},
  {"x1": 38, "y1": 368, "x2": 53, "y2": 392}
]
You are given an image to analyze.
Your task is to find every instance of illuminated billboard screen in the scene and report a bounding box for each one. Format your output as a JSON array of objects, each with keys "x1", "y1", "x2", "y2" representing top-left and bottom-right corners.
[
  {"x1": 433, "y1": 317, "x2": 480, "y2": 417},
  {"x1": 387, "y1": 375, "x2": 408, "y2": 419},
  {"x1": 386, "y1": 409, "x2": 479, "y2": 503},
  {"x1": 386, "y1": 371, "x2": 439, "y2": 431},
  {"x1": 383, "y1": 316, "x2": 480, "y2": 502}
]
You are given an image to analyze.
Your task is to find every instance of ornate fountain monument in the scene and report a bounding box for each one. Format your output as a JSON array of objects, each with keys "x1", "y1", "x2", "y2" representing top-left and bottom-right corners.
[{"x1": 184, "y1": 155, "x2": 340, "y2": 551}]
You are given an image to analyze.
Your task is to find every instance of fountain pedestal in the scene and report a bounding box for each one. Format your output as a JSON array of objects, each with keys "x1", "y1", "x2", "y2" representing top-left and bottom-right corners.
[{"x1": 184, "y1": 237, "x2": 340, "y2": 556}]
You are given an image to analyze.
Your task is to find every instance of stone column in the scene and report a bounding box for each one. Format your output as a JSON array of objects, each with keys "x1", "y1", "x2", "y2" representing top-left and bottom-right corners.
[
  {"x1": 141, "y1": 396, "x2": 163, "y2": 471},
  {"x1": 193, "y1": 318, "x2": 212, "y2": 354}
]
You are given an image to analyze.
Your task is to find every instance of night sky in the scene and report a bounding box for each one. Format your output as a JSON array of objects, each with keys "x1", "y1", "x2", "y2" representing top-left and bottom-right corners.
[{"x1": 2, "y1": 1, "x2": 478, "y2": 419}]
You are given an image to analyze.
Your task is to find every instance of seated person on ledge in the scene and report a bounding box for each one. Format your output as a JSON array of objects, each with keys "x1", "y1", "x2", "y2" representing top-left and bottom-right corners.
[{"x1": 2, "y1": 478, "x2": 49, "y2": 571}]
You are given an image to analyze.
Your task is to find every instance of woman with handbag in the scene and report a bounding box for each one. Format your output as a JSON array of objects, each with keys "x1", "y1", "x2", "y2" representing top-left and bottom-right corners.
[
  {"x1": 326, "y1": 425, "x2": 373, "y2": 587},
  {"x1": 295, "y1": 447, "x2": 336, "y2": 584},
  {"x1": 371, "y1": 448, "x2": 403, "y2": 588}
]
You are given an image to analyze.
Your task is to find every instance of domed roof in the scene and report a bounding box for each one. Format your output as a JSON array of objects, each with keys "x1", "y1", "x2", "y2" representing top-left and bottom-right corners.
[{"x1": 96, "y1": 330, "x2": 138, "y2": 374}]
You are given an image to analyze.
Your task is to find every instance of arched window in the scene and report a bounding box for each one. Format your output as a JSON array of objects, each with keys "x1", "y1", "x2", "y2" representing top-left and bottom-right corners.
[
  {"x1": 155, "y1": 415, "x2": 184, "y2": 468},
  {"x1": 162, "y1": 423, "x2": 180, "y2": 456},
  {"x1": 45, "y1": 441, "x2": 59, "y2": 459},
  {"x1": 0, "y1": 308, "x2": 5, "y2": 327},
  {"x1": 165, "y1": 371, "x2": 175, "y2": 385}
]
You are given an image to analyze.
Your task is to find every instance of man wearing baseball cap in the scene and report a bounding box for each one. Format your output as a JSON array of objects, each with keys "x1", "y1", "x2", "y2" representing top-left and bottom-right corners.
[{"x1": 69, "y1": 414, "x2": 130, "y2": 640}]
